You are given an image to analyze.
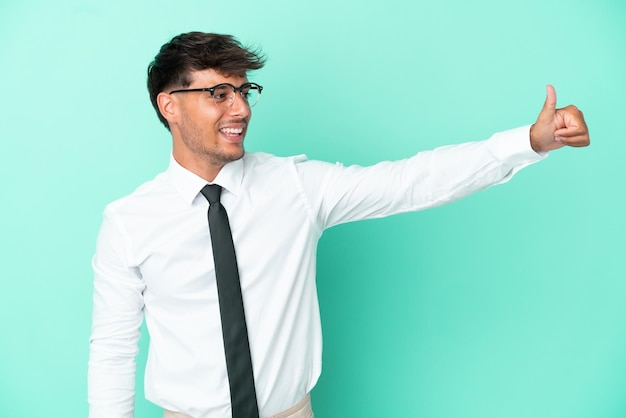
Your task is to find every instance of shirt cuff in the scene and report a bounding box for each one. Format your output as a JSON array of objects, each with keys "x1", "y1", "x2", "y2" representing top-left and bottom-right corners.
[{"x1": 487, "y1": 125, "x2": 548, "y2": 165}]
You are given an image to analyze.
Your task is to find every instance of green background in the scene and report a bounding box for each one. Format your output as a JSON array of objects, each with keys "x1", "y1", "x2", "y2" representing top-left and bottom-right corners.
[{"x1": 1, "y1": 0, "x2": 625, "y2": 417}]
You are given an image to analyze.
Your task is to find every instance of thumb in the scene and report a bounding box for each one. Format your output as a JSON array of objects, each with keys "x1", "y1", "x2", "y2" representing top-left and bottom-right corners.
[{"x1": 539, "y1": 84, "x2": 557, "y2": 121}]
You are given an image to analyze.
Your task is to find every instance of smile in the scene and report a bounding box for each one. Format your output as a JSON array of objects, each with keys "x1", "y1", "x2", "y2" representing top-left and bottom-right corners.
[{"x1": 220, "y1": 127, "x2": 244, "y2": 135}]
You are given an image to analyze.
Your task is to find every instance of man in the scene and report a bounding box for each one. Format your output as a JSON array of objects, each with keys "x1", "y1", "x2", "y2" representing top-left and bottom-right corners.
[{"x1": 88, "y1": 32, "x2": 589, "y2": 418}]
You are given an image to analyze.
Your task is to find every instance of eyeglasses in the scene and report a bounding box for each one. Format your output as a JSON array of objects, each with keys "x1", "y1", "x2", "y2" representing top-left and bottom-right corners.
[{"x1": 169, "y1": 82, "x2": 263, "y2": 108}]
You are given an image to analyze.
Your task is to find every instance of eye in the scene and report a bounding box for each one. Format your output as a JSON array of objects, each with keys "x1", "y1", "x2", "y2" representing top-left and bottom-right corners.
[
  {"x1": 212, "y1": 86, "x2": 231, "y2": 102},
  {"x1": 240, "y1": 84, "x2": 258, "y2": 102}
]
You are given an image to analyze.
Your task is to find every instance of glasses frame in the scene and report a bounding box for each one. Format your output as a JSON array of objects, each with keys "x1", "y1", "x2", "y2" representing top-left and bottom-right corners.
[{"x1": 169, "y1": 82, "x2": 263, "y2": 108}]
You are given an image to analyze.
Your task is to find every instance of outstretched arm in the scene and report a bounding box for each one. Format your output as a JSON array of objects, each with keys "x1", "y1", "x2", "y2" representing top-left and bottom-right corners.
[{"x1": 530, "y1": 85, "x2": 590, "y2": 152}]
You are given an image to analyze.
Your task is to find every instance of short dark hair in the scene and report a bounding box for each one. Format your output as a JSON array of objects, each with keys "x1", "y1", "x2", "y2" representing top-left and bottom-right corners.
[{"x1": 147, "y1": 32, "x2": 266, "y2": 130}]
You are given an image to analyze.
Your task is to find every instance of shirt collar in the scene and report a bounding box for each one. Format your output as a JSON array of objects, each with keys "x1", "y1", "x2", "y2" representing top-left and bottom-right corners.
[{"x1": 167, "y1": 155, "x2": 244, "y2": 206}]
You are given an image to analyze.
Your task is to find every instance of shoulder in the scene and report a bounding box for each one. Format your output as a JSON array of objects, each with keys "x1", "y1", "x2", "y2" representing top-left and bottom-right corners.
[
  {"x1": 240, "y1": 151, "x2": 313, "y2": 176},
  {"x1": 242, "y1": 151, "x2": 309, "y2": 166},
  {"x1": 104, "y1": 171, "x2": 175, "y2": 217}
]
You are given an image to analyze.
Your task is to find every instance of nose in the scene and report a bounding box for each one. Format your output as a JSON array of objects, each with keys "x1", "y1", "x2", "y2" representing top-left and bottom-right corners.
[{"x1": 228, "y1": 91, "x2": 251, "y2": 117}]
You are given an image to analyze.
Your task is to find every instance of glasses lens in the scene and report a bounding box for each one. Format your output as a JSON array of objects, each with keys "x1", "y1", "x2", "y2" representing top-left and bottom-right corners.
[
  {"x1": 212, "y1": 85, "x2": 234, "y2": 108},
  {"x1": 242, "y1": 85, "x2": 260, "y2": 108}
]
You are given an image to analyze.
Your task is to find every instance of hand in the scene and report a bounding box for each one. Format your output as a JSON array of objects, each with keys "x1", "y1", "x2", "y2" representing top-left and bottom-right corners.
[{"x1": 530, "y1": 85, "x2": 590, "y2": 152}]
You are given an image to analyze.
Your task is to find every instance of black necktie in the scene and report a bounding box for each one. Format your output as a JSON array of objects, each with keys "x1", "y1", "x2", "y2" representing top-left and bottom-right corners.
[{"x1": 200, "y1": 184, "x2": 259, "y2": 418}]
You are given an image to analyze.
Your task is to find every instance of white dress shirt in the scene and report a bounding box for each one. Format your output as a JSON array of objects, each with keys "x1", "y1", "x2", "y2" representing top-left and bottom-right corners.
[{"x1": 88, "y1": 125, "x2": 544, "y2": 418}]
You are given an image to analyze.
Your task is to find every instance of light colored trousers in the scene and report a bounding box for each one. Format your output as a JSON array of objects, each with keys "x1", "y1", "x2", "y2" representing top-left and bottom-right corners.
[{"x1": 163, "y1": 394, "x2": 314, "y2": 418}]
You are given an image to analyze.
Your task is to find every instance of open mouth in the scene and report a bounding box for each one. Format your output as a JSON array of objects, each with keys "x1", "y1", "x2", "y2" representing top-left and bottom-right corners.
[{"x1": 219, "y1": 127, "x2": 244, "y2": 137}]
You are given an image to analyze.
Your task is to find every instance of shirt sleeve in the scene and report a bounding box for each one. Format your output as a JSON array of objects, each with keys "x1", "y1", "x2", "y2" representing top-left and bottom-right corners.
[
  {"x1": 88, "y1": 206, "x2": 146, "y2": 418},
  {"x1": 294, "y1": 125, "x2": 545, "y2": 229}
]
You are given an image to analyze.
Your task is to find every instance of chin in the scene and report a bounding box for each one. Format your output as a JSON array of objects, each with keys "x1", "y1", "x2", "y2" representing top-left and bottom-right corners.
[{"x1": 222, "y1": 147, "x2": 245, "y2": 163}]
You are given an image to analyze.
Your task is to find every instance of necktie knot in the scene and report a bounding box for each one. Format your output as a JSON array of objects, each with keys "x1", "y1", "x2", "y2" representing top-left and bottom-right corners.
[{"x1": 201, "y1": 184, "x2": 222, "y2": 204}]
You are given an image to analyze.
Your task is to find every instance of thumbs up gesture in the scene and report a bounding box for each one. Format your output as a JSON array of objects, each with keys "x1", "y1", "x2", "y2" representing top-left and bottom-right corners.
[{"x1": 529, "y1": 85, "x2": 590, "y2": 152}]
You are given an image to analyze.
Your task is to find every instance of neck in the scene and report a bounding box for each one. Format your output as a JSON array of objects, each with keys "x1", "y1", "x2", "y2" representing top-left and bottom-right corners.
[{"x1": 173, "y1": 154, "x2": 225, "y2": 183}]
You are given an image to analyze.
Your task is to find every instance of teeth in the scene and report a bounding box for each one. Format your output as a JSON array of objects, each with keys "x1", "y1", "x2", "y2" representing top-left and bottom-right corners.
[{"x1": 220, "y1": 127, "x2": 243, "y2": 134}]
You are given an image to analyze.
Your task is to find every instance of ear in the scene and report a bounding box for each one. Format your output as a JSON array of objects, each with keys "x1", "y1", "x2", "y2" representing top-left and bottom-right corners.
[{"x1": 157, "y1": 92, "x2": 178, "y2": 127}]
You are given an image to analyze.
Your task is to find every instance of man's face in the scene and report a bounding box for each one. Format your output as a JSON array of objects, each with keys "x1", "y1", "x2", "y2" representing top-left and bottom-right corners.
[{"x1": 167, "y1": 69, "x2": 252, "y2": 171}]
